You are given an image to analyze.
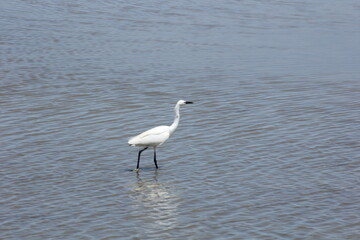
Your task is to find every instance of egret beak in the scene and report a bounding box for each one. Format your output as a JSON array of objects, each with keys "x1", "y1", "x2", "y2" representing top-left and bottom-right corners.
[{"x1": 185, "y1": 101, "x2": 194, "y2": 104}]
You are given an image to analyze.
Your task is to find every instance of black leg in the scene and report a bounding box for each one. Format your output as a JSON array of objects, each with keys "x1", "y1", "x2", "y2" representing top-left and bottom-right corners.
[
  {"x1": 153, "y1": 148, "x2": 158, "y2": 169},
  {"x1": 136, "y1": 147, "x2": 148, "y2": 169}
]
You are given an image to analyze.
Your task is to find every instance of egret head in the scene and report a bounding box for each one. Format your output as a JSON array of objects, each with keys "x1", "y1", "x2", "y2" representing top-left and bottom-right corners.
[{"x1": 177, "y1": 100, "x2": 194, "y2": 105}]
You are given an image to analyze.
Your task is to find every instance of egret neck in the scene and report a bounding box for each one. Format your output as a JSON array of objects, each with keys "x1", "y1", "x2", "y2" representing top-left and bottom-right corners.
[{"x1": 169, "y1": 103, "x2": 181, "y2": 135}]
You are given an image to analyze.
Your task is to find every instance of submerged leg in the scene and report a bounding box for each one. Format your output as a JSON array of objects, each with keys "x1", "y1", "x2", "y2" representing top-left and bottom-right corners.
[
  {"x1": 136, "y1": 147, "x2": 148, "y2": 170},
  {"x1": 153, "y1": 147, "x2": 158, "y2": 169}
]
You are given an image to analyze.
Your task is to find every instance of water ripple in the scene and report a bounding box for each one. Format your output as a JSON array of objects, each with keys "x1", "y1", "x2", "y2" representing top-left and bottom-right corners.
[{"x1": 1, "y1": 0, "x2": 360, "y2": 239}]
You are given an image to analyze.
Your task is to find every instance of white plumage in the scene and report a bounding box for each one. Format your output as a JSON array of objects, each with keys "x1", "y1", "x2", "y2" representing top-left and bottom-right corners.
[
  {"x1": 128, "y1": 126, "x2": 170, "y2": 147},
  {"x1": 128, "y1": 100, "x2": 193, "y2": 170}
]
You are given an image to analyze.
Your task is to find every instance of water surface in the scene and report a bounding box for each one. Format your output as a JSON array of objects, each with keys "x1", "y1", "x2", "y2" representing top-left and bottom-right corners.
[{"x1": 1, "y1": 0, "x2": 359, "y2": 239}]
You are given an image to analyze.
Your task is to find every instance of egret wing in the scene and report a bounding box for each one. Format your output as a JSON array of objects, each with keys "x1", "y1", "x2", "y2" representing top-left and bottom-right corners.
[{"x1": 128, "y1": 126, "x2": 170, "y2": 146}]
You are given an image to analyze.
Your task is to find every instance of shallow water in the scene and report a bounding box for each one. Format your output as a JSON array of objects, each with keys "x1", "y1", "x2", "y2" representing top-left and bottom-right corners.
[{"x1": 1, "y1": 0, "x2": 360, "y2": 239}]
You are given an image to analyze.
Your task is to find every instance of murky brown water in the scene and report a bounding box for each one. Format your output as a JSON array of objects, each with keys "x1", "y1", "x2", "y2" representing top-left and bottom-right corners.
[{"x1": 1, "y1": 0, "x2": 360, "y2": 239}]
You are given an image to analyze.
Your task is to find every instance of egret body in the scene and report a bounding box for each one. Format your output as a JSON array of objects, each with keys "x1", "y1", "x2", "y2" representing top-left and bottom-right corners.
[{"x1": 128, "y1": 100, "x2": 193, "y2": 171}]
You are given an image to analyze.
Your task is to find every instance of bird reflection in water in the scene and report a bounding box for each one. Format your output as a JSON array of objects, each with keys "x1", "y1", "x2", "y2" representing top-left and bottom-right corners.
[{"x1": 129, "y1": 170, "x2": 180, "y2": 233}]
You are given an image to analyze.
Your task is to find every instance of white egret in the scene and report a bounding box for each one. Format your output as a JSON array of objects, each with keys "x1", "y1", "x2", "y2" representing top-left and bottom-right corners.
[{"x1": 128, "y1": 100, "x2": 193, "y2": 171}]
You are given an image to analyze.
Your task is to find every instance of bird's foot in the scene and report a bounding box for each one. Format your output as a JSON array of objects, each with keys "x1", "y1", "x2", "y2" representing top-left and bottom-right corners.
[{"x1": 133, "y1": 168, "x2": 139, "y2": 172}]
